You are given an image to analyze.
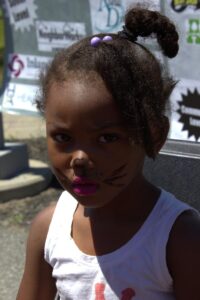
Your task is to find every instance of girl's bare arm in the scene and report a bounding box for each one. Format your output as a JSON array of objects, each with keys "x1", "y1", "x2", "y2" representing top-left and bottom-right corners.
[
  {"x1": 167, "y1": 210, "x2": 200, "y2": 300},
  {"x1": 16, "y1": 204, "x2": 57, "y2": 300}
]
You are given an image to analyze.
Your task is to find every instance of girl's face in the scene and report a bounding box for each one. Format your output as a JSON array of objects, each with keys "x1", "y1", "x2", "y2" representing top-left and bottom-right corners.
[{"x1": 45, "y1": 75, "x2": 146, "y2": 208}]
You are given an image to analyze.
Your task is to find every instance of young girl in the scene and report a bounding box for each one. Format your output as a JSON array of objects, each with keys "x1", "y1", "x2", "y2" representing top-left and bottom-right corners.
[{"x1": 17, "y1": 6, "x2": 200, "y2": 300}]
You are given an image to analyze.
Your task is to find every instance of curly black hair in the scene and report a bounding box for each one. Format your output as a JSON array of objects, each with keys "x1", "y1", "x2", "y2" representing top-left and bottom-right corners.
[{"x1": 36, "y1": 6, "x2": 179, "y2": 158}]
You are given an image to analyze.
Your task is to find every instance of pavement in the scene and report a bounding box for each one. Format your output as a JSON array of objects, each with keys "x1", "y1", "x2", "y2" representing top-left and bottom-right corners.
[
  {"x1": 0, "y1": 226, "x2": 28, "y2": 300},
  {"x1": 0, "y1": 112, "x2": 49, "y2": 300}
]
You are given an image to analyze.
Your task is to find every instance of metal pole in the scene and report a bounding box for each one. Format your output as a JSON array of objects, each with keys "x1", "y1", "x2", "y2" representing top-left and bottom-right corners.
[
  {"x1": 0, "y1": 111, "x2": 4, "y2": 149},
  {"x1": 0, "y1": 4, "x2": 5, "y2": 150}
]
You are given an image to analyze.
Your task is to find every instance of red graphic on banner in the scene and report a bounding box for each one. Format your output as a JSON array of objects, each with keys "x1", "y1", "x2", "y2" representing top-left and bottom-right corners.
[{"x1": 8, "y1": 54, "x2": 24, "y2": 77}]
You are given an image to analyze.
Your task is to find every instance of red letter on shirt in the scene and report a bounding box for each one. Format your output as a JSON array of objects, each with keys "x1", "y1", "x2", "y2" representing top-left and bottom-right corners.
[{"x1": 95, "y1": 283, "x2": 106, "y2": 300}]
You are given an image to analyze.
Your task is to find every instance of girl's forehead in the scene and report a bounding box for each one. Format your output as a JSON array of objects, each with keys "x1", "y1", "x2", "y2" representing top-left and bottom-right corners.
[
  {"x1": 47, "y1": 76, "x2": 115, "y2": 109},
  {"x1": 48, "y1": 75, "x2": 110, "y2": 101},
  {"x1": 46, "y1": 78, "x2": 124, "y2": 127}
]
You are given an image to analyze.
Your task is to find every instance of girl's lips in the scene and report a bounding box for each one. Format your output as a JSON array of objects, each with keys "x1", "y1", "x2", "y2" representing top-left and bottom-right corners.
[
  {"x1": 72, "y1": 184, "x2": 99, "y2": 196},
  {"x1": 72, "y1": 177, "x2": 99, "y2": 196}
]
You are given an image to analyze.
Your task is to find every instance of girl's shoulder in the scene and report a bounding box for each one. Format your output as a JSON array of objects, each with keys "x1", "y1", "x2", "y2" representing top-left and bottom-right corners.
[
  {"x1": 167, "y1": 208, "x2": 200, "y2": 255},
  {"x1": 32, "y1": 189, "x2": 76, "y2": 232},
  {"x1": 167, "y1": 208, "x2": 200, "y2": 260},
  {"x1": 34, "y1": 202, "x2": 57, "y2": 226},
  {"x1": 29, "y1": 202, "x2": 57, "y2": 248}
]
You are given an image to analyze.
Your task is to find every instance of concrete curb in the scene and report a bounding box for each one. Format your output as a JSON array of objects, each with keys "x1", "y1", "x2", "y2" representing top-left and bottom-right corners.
[{"x1": 0, "y1": 159, "x2": 53, "y2": 202}]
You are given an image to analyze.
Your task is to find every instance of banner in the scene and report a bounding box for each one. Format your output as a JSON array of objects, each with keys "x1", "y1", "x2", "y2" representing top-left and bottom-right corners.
[
  {"x1": 162, "y1": 0, "x2": 200, "y2": 142},
  {"x1": 89, "y1": 0, "x2": 159, "y2": 34},
  {"x1": 0, "y1": 0, "x2": 90, "y2": 114},
  {"x1": 0, "y1": 0, "x2": 199, "y2": 142}
]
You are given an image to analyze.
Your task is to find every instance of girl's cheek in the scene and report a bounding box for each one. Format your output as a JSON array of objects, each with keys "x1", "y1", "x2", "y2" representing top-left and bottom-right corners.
[
  {"x1": 47, "y1": 145, "x2": 69, "y2": 168},
  {"x1": 52, "y1": 152, "x2": 69, "y2": 166}
]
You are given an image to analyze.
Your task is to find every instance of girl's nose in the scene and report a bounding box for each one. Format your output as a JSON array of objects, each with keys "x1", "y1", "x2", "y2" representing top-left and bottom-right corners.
[{"x1": 70, "y1": 150, "x2": 94, "y2": 171}]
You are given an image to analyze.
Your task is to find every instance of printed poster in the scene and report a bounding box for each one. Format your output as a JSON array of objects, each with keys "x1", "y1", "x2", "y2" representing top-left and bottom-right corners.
[
  {"x1": 89, "y1": 0, "x2": 160, "y2": 34},
  {"x1": 0, "y1": 0, "x2": 199, "y2": 143},
  {"x1": 162, "y1": 0, "x2": 200, "y2": 142},
  {"x1": 0, "y1": 0, "x2": 90, "y2": 115},
  {"x1": 169, "y1": 79, "x2": 200, "y2": 142}
]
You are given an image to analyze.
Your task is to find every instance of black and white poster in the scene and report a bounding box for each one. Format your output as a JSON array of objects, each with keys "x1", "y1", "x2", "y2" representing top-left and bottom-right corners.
[{"x1": 0, "y1": 0, "x2": 199, "y2": 142}]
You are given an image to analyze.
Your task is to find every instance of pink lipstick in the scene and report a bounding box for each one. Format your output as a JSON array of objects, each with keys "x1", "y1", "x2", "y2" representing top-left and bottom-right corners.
[{"x1": 72, "y1": 177, "x2": 99, "y2": 196}]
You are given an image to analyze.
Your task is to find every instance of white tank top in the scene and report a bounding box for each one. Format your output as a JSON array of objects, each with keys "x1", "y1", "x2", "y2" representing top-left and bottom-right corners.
[{"x1": 45, "y1": 189, "x2": 194, "y2": 300}]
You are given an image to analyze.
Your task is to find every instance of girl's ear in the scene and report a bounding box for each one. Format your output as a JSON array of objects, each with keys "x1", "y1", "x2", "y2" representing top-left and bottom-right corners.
[{"x1": 151, "y1": 116, "x2": 170, "y2": 156}]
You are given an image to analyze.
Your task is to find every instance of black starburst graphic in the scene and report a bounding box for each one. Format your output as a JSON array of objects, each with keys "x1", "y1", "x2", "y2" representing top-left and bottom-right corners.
[{"x1": 177, "y1": 89, "x2": 200, "y2": 141}]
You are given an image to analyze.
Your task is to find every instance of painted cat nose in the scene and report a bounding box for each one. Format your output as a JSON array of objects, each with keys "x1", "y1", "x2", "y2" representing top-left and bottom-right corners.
[
  {"x1": 70, "y1": 151, "x2": 94, "y2": 169},
  {"x1": 72, "y1": 157, "x2": 89, "y2": 167},
  {"x1": 71, "y1": 157, "x2": 93, "y2": 177}
]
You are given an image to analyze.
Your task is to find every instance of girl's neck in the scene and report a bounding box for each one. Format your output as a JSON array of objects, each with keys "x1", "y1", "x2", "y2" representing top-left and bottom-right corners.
[{"x1": 72, "y1": 177, "x2": 161, "y2": 256}]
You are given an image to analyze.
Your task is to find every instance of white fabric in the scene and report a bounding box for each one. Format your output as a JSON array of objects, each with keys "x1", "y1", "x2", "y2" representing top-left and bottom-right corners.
[{"x1": 45, "y1": 189, "x2": 194, "y2": 300}]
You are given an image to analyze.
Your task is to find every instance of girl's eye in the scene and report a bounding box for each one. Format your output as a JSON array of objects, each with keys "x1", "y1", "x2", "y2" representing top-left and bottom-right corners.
[
  {"x1": 52, "y1": 133, "x2": 71, "y2": 143},
  {"x1": 99, "y1": 133, "x2": 119, "y2": 143}
]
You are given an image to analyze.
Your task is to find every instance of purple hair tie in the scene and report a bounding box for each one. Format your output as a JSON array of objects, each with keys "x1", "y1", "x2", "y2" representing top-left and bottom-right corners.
[
  {"x1": 102, "y1": 35, "x2": 113, "y2": 42},
  {"x1": 90, "y1": 35, "x2": 112, "y2": 47},
  {"x1": 90, "y1": 36, "x2": 101, "y2": 47}
]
